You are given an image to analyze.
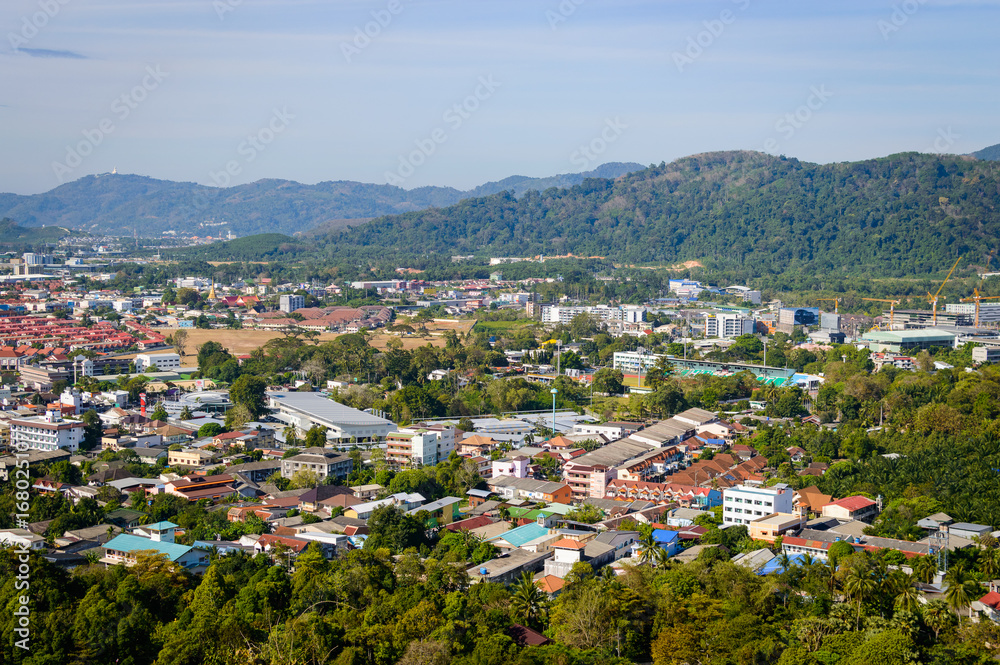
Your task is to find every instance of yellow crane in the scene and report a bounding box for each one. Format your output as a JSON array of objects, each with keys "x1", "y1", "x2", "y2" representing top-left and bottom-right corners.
[
  {"x1": 862, "y1": 298, "x2": 904, "y2": 329},
  {"x1": 817, "y1": 298, "x2": 841, "y2": 313},
  {"x1": 927, "y1": 256, "x2": 962, "y2": 326},
  {"x1": 960, "y1": 288, "x2": 1000, "y2": 327}
]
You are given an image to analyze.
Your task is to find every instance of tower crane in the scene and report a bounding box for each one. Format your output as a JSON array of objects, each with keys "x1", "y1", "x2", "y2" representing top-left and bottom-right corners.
[
  {"x1": 862, "y1": 298, "x2": 904, "y2": 329},
  {"x1": 817, "y1": 298, "x2": 841, "y2": 313},
  {"x1": 960, "y1": 288, "x2": 1000, "y2": 328},
  {"x1": 927, "y1": 256, "x2": 962, "y2": 326}
]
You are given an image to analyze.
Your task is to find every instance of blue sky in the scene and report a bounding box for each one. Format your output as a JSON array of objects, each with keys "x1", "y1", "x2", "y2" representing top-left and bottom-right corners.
[{"x1": 2, "y1": 0, "x2": 998, "y2": 194}]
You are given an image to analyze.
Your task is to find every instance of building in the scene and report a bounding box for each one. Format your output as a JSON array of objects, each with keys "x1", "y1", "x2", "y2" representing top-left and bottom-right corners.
[
  {"x1": 100, "y1": 521, "x2": 208, "y2": 569},
  {"x1": 821, "y1": 496, "x2": 880, "y2": 523},
  {"x1": 492, "y1": 456, "x2": 530, "y2": 479},
  {"x1": 268, "y1": 392, "x2": 395, "y2": 442},
  {"x1": 972, "y1": 346, "x2": 1000, "y2": 365},
  {"x1": 135, "y1": 352, "x2": 181, "y2": 372},
  {"x1": 279, "y1": 294, "x2": 305, "y2": 313},
  {"x1": 860, "y1": 329, "x2": 957, "y2": 353},
  {"x1": 280, "y1": 447, "x2": 353, "y2": 481},
  {"x1": 487, "y1": 476, "x2": 573, "y2": 504},
  {"x1": 747, "y1": 513, "x2": 807, "y2": 543},
  {"x1": 385, "y1": 426, "x2": 456, "y2": 467},
  {"x1": 167, "y1": 448, "x2": 220, "y2": 469},
  {"x1": 704, "y1": 312, "x2": 755, "y2": 339},
  {"x1": 9, "y1": 410, "x2": 84, "y2": 452},
  {"x1": 722, "y1": 484, "x2": 794, "y2": 526}
]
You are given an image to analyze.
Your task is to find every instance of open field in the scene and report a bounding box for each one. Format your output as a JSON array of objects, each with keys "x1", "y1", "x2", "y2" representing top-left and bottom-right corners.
[
  {"x1": 154, "y1": 319, "x2": 478, "y2": 363},
  {"x1": 470, "y1": 319, "x2": 539, "y2": 334}
]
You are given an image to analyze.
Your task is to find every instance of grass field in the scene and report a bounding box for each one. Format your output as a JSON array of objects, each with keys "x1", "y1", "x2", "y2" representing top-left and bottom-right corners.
[{"x1": 471, "y1": 319, "x2": 538, "y2": 334}]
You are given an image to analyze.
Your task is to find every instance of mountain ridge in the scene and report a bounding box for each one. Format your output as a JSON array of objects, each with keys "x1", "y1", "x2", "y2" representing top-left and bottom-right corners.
[{"x1": 0, "y1": 162, "x2": 645, "y2": 238}]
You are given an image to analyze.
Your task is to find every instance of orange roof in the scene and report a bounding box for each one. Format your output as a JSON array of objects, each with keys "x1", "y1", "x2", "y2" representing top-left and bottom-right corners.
[
  {"x1": 550, "y1": 538, "x2": 587, "y2": 550},
  {"x1": 536, "y1": 575, "x2": 565, "y2": 593}
]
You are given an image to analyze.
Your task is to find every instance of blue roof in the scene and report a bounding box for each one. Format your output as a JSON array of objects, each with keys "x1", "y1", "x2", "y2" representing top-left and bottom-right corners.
[
  {"x1": 103, "y1": 534, "x2": 193, "y2": 562},
  {"x1": 144, "y1": 521, "x2": 178, "y2": 531},
  {"x1": 757, "y1": 553, "x2": 810, "y2": 576},
  {"x1": 497, "y1": 522, "x2": 548, "y2": 548},
  {"x1": 652, "y1": 529, "x2": 680, "y2": 544}
]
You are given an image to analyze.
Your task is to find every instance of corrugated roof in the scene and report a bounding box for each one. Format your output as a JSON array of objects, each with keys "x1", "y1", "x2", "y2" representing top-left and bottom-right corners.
[
  {"x1": 496, "y1": 522, "x2": 549, "y2": 548},
  {"x1": 103, "y1": 534, "x2": 192, "y2": 561}
]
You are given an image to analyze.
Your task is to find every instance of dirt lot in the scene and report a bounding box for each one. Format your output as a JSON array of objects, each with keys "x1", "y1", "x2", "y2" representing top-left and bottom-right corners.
[{"x1": 155, "y1": 319, "x2": 477, "y2": 362}]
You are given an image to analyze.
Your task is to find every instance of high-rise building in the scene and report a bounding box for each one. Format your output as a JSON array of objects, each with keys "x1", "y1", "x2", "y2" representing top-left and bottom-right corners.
[{"x1": 279, "y1": 294, "x2": 305, "y2": 313}]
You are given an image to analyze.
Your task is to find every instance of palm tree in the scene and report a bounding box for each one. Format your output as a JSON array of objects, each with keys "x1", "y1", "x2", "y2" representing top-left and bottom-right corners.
[
  {"x1": 84, "y1": 551, "x2": 100, "y2": 566},
  {"x1": 510, "y1": 571, "x2": 545, "y2": 627},
  {"x1": 922, "y1": 599, "x2": 953, "y2": 640},
  {"x1": 637, "y1": 528, "x2": 658, "y2": 565},
  {"x1": 912, "y1": 554, "x2": 938, "y2": 584},
  {"x1": 841, "y1": 563, "x2": 877, "y2": 629},
  {"x1": 892, "y1": 572, "x2": 921, "y2": 613},
  {"x1": 979, "y1": 547, "x2": 1000, "y2": 580},
  {"x1": 944, "y1": 567, "x2": 978, "y2": 618}
]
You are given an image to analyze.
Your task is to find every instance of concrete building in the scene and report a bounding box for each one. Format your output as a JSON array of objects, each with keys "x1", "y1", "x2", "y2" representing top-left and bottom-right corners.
[
  {"x1": 10, "y1": 410, "x2": 85, "y2": 452},
  {"x1": 860, "y1": 329, "x2": 957, "y2": 353},
  {"x1": 268, "y1": 392, "x2": 395, "y2": 442},
  {"x1": 386, "y1": 426, "x2": 456, "y2": 467},
  {"x1": 135, "y1": 352, "x2": 181, "y2": 372},
  {"x1": 722, "y1": 484, "x2": 794, "y2": 526},
  {"x1": 279, "y1": 294, "x2": 305, "y2": 313},
  {"x1": 704, "y1": 312, "x2": 755, "y2": 339},
  {"x1": 821, "y1": 496, "x2": 880, "y2": 523},
  {"x1": 973, "y1": 346, "x2": 1000, "y2": 365},
  {"x1": 280, "y1": 447, "x2": 353, "y2": 481}
]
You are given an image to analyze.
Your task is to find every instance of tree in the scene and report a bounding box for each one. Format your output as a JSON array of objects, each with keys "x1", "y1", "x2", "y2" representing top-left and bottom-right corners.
[
  {"x1": 172, "y1": 329, "x2": 189, "y2": 358},
  {"x1": 644, "y1": 355, "x2": 675, "y2": 391},
  {"x1": 304, "y1": 425, "x2": 328, "y2": 448},
  {"x1": 289, "y1": 469, "x2": 320, "y2": 489},
  {"x1": 224, "y1": 404, "x2": 253, "y2": 431},
  {"x1": 149, "y1": 403, "x2": 169, "y2": 422},
  {"x1": 198, "y1": 422, "x2": 224, "y2": 438},
  {"x1": 592, "y1": 368, "x2": 625, "y2": 396},
  {"x1": 364, "y1": 504, "x2": 425, "y2": 553},
  {"x1": 509, "y1": 571, "x2": 545, "y2": 628},
  {"x1": 944, "y1": 567, "x2": 977, "y2": 617},
  {"x1": 457, "y1": 417, "x2": 475, "y2": 433},
  {"x1": 179, "y1": 405, "x2": 193, "y2": 420},
  {"x1": 229, "y1": 374, "x2": 267, "y2": 418},
  {"x1": 81, "y1": 409, "x2": 103, "y2": 451}
]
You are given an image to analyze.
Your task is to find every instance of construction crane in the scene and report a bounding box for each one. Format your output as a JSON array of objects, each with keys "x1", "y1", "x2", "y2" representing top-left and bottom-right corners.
[
  {"x1": 960, "y1": 288, "x2": 1000, "y2": 327},
  {"x1": 862, "y1": 298, "x2": 904, "y2": 329},
  {"x1": 927, "y1": 256, "x2": 962, "y2": 326},
  {"x1": 817, "y1": 298, "x2": 841, "y2": 313}
]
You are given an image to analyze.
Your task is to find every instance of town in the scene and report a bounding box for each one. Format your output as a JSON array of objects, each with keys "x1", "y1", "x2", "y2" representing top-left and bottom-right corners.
[{"x1": 3, "y1": 242, "x2": 1000, "y2": 663}]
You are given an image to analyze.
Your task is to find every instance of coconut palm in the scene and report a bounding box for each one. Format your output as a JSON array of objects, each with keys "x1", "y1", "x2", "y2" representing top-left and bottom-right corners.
[
  {"x1": 922, "y1": 599, "x2": 953, "y2": 640},
  {"x1": 912, "y1": 554, "x2": 938, "y2": 584},
  {"x1": 510, "y1": 571, "x2": 545, "y2": 627},
  {"x1": 979, "y1": 547, "x2": 1000, "y2": 580},
  {"x1": 841, "y1": 563, "x2": 877, "y2": 629},
  {"x1": 944, "y1": 567, "x2": 978, "y2": 618},
  {"x1": 892, "y1": 572, "x2": 921, "y2": 613}
]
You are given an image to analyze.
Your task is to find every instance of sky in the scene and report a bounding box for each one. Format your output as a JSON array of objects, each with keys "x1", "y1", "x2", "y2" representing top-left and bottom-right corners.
[{"x1": 1, "y1": 0, "x2": 999, "y2": 195}]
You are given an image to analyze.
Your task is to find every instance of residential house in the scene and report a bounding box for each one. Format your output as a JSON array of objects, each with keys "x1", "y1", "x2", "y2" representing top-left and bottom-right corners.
[
  {"x1": 487, "y1": 476, "x2": 573, "y2": 504},
  {"x1": 280, "y1": 447, "x2": 353, "y2": 481},
  {"x1": 821, "y1": 496, "x2": 880, "y2": 523},
  {"x1": 748, "y1": 512, "x2": 808, "y2": 543},
  {"x1": 408, "y1": 496, "x2": 462, "y2": 528}
]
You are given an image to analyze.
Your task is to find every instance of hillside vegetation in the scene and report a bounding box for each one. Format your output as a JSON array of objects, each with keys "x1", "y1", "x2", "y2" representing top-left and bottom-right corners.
[
  {"x1": 0, "y1": 163, "x2": 643, "y2": 237},
  {"x1": 322, "y1": 151, "x2": 1000, "y2": 278}
]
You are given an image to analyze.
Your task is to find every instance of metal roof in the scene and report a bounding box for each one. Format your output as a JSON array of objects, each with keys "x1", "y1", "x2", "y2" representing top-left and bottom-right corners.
[{"x1": 268, "y1": 392, "x2": 393, "y2": 427}]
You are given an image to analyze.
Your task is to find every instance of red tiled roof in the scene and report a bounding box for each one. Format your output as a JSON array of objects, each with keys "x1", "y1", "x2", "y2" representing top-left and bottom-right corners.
[
  {"x1": 550, "y1": 538, "x2": 587, "y2": 550},
  {"x1": 979, "y1": 591, "x2": 1000, "y2": 610},
  {"x1": 444, "y1": 515, "x2": 495, "y2": 532},
  {"x1": 824, "y1": 495, "x2": 876, "y2": 512}
]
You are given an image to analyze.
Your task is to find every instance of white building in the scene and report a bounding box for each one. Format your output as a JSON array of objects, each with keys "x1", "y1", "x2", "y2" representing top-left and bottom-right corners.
[
  {"x1": 722, "y1": 484, "x2": 794, "y2": 526},
  {"x1": 743, "y1": 290, "x2": 762, "y2": 305},
  {"x1": 386, "y1": 425, "x2": 457, "y2": 467},
  {"x1": 541, "y1": 304, "x2": 646, "y2": 325},
  {"x1": 10, "y1": 410, "x2": 85, "y2": 452},
  {"x1": 704, "y1": 313, "x2": 755, "y2": 339},
  {"x1": 492, "y1": 456, "x2": 530, "y2": 479},
  {"x1": 268, "y1": 392, "x2": 396, "y2": 442},
  {"x1": 612, "y1": 351, "x2": 662, "y2": 374},
  {"x1": 135, "y1": 352, "x2": 181, "y2": 372},
  {"x1": 279, "y1": 294, "x2": 305, "y2": 313}
]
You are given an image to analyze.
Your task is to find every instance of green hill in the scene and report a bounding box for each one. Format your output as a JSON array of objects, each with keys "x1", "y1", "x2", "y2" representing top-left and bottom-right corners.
[
  {"x1": 0, "y1": 218, "x2": 80, "y2": 248},
  {"x1": 972, "y1": 142, "x2": 1000, "y2": 161},
  {"x1": 0, "y1": 163, "x2": 644, "y2": 238},
  {"x1": 320, "y1": 150, "x2": 1000, "y2": 278}
]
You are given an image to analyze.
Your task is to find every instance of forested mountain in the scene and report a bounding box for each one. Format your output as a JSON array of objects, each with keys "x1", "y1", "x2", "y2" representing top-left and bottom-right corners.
[
  {"x1": 0, "y1": 163, "x2": 644, "y2": 238},
  {"x1": 321, "y1": 151, "x2": 1000, "y2": 278},
  {"x1": 0, "y1": 218, "x2": 83, "y2": 248},
  {"x1": 972, "y1": 142, "x2": 1000, "y2": 161}
]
